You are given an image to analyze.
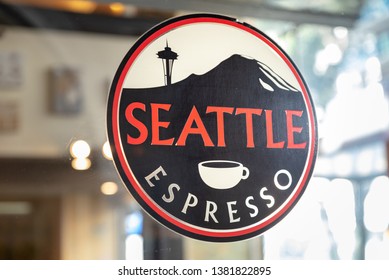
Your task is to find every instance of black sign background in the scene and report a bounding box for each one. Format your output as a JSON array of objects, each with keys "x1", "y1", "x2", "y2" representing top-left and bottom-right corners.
[{"x1": 107, "y1": 14, "x2": 318, "y2": 242}]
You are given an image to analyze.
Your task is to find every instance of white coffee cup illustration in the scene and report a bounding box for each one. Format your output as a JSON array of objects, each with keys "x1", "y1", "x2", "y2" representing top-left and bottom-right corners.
[{"x1": 198, "y1": 160, "x2": 250, "y2": 189}]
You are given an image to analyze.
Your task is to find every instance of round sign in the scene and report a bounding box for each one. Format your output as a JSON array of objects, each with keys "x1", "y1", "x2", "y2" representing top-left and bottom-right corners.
[{"x1": 107, "y1": 14, "x2": 318, "y2": 242}]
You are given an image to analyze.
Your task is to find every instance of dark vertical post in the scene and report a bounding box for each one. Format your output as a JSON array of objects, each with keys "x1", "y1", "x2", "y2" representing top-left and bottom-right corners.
[{"x1": 353, "y1": 180, "x2": 368, "y2": 260}]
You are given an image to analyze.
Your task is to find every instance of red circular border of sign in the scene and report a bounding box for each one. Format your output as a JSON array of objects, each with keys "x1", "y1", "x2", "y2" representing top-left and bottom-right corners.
[{"x1": 110, "y1": 15, "x2": 317, "y2": 239}]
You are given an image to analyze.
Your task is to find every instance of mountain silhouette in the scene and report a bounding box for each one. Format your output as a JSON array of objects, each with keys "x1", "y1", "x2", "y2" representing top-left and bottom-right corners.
[{"x1": 183, "y1": 54, "x2": 299, "y2": 94}]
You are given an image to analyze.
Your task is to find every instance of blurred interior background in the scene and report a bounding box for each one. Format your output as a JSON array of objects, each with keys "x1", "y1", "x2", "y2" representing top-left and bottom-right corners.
[{"x1": 0, "y1": 0, "x2": 389, "y2": 260}]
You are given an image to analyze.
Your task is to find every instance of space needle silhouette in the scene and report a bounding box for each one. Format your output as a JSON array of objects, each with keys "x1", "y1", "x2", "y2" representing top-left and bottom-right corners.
[{"x1": 157, "y1": 41, "x2": 178, "y2": 86}]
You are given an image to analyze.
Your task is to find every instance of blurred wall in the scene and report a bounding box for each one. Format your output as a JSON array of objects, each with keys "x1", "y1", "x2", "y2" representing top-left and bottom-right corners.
[{"x1": 0, "y1": 26, "x2": 133, "y2": 157}]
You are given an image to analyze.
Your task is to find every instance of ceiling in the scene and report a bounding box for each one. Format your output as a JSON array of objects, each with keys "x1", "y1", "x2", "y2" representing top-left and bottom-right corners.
[{"x1": 0, "y1": 0, "x2": 365, "y2": 35}]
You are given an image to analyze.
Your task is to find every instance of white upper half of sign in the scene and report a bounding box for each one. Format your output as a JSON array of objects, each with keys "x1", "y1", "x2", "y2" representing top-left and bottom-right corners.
[{"x1": 123, "y1": 21, "x2": 301, "y2": 90}]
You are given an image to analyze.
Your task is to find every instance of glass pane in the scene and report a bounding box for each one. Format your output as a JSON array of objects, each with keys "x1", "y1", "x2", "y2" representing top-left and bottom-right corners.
[{"x1": 1, "y1": 0, "x2": 389, "y2": 260}]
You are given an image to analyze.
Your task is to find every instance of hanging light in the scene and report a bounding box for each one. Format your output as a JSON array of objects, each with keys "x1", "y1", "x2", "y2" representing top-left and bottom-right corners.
[
  {"x1": 70, "y1": 140, "x2": 91, "y2": 158},
  {"x1": 71, "y1": 158, "x2": 91, "y2": 171},
  {"x1": 102, "y1": 141, "x2": 113, "y2": 160},
  {"x1": 70, "y1": 139, "x2": 91, "y2": 170},
  {"x1": 100, "y1": 182, "x2": 118, "y2": 195}
]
